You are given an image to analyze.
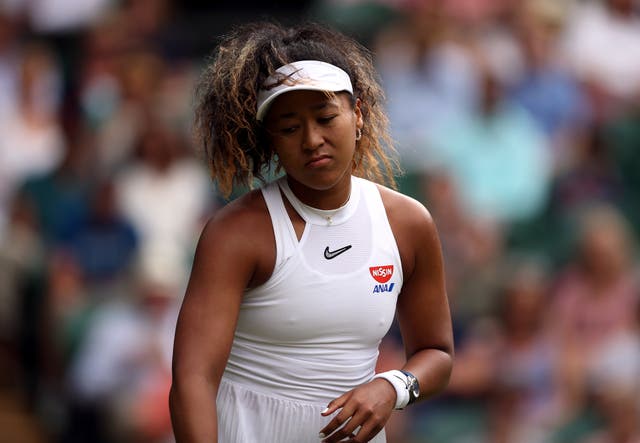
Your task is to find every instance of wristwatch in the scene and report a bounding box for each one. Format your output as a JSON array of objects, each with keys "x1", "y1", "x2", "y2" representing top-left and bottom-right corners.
[
  {"x1": 373, "y1": 370, "x2": 421, "y2": 409},
  {"x1": 400, "y1": 370, "x2": 420, "y2": 405}
]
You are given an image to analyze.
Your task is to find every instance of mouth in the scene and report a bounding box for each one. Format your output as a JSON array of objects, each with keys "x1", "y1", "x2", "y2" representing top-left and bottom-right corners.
[{"x1": 306, "y1": 155, "x2": 332, "y2": 168}]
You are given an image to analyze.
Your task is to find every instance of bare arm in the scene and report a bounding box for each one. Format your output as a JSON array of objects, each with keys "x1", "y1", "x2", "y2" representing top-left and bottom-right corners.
[
  {"x1": 169, "y1": 194, "x2": 273, "y2": 442},
  {"x1": 393, "y1": 193, "x2": 454, "y2": 399}
]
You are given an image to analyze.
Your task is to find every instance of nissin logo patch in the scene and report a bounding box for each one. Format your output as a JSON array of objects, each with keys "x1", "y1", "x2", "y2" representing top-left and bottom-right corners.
[{"x1": 369, "y1": 265, "x2": 394, "y2": 283}]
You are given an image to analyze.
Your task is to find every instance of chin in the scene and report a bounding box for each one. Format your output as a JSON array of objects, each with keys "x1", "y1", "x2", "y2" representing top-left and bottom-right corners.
[{"x1": 295, "y1": 169, "x2": 350, "y2": 191}]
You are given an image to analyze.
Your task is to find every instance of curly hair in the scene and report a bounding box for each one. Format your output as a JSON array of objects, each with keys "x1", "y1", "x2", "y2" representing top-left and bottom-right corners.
[{"x1": 194, "y1": 21, "x2": 398, "y2": 197}]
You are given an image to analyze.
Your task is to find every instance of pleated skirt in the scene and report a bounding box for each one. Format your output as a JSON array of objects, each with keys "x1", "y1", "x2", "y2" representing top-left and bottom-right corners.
[{"x1": 217, "y1": 377, "x2": 387, "y2": 443}]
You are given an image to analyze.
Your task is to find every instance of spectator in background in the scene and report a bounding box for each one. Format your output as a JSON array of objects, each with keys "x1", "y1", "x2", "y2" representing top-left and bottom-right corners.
[
  {"x1": 9, "y1": 125, "x2": 94, "y2": 425},
  {"x1": 551, "y1": 125, "x2": 623, "y2": 217},
  {"x1": 548, "y1": 203, "x2": 640, "y2": 421},
  {"x1": 18, "y1": 123, "x2": 93, "y2": 248},
  {"x1": 0, "y1": 192, "x2": 43, "y2": 394},
  {"x1": 114, "y1": 119, "x2": 213, "y2": 288},
  {"x1": 85, "y1": 41, "x2": 198, "y2": 177},
  {"x1": 509, "y1": 0, "x2": 589, "y2": 160},
  {"x1": 12, "y1": 0, "x2": 113, "y2": 35},
  {"x1": 489, "y1": 260, "x2": 563, "y2": 443},
  {"x1": 432, "y1": 260, "x2": 556, "y2": 443},
  {"x1": 78, "y1": 11, "x2": 132, "y2": 133},
  {"x1": 545, "y1": 123, "x2": 625, "y2": 264},
  {"x1": 560, "y1": 0, "x2": 640, "y2": 116},
  {"x1": 118, "y1": 0, "x2": 173, "y2": 52},
  {"x1": 67, "y1": 178, "x2": 138, "y2": 292},
  {"x1": 37, "y1": 179, "x2": 139, "y2": 441},
  {"x1": 374, "y1": 1, "x2": 479, "y2": 174},
  {"x1": 67, "y1": 252, "x2": 181, "y2": 443},
  {"x1": 581, "y1": 298, "x2": 640, "y2": 443},
  {"x1": 425, "y1": 172, "x2": 507, "y2": 339},
  {"x1": 420, "y1": 172, "x2": 504, "y2": 328},
  {"x1": 92, "y1": 49, "x2": 167, "y2": 176},
  {"x1": 39, "y1": 251, "x2": 91, "y2": 439},
  {"x1": 0, "y1": 42, "x2": 66, "y2": 238},
  {"x1": 427, "y1": 53, "x2": 552, "y2": 226}
]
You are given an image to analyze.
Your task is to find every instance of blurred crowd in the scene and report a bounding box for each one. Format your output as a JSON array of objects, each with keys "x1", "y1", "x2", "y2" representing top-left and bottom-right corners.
[{"x1": 0, "y1": 0, "x2": 639, "y2": 442}]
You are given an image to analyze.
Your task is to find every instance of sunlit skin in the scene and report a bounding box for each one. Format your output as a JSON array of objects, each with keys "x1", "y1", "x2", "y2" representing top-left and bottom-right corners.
[{"x1": 264, "y1": 90, "x2": 363, "y2": 210}]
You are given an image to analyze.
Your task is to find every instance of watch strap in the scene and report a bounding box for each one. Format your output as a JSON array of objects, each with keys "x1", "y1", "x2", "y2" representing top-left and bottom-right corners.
[{"x1": 400, "y1": 370, "x2": 419, "y2": 405}]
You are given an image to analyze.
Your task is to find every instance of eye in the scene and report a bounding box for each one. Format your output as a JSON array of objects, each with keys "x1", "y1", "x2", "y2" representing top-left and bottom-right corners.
[
  {"x1": 279, "y1": 125, "x2": 299, "y2": 135},
  {"x1": 318, "y1": 115, "x2": 337, "y2": 124}
]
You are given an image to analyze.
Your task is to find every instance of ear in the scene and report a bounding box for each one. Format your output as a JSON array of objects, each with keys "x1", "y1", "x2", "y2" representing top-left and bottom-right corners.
[{"x1": 354, "y1": 98, "x2": 364, "y2": 130}]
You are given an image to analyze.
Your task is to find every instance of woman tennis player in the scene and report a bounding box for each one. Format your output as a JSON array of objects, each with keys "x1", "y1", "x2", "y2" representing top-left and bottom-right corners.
[{"x1": 169, "y1": 21, "x2": 454, "y2": 443}]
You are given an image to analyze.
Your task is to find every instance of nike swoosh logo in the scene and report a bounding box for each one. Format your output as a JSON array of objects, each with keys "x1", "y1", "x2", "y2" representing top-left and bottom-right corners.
[{"x1": 324, "y1": 245, "x2": 352, "y2": 260}]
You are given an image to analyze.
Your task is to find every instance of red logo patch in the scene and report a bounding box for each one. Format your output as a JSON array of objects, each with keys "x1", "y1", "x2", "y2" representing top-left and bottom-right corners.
[{"x1": 369, "y1": 265, "x2": 394, "y2": 283}]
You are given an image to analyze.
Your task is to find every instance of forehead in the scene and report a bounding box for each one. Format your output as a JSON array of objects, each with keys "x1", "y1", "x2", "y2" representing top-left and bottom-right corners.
[{"x1": 265, "y1": 90, "x2": 349, "y2": 119}]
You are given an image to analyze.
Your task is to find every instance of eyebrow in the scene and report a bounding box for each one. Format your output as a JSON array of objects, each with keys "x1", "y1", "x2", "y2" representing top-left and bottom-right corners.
[{"x1": 276, "y1": 101, "x2": 339, "y2": 120}]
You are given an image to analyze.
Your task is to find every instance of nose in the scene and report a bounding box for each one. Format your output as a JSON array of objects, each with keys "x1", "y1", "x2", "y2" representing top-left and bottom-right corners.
[{"x1": 301, "y1": 121, "x2": 324, "y2": 151}]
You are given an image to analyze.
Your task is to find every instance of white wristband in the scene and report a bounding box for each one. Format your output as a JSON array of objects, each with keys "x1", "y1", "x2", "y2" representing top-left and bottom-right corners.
[{"x1": 372, "y1": 370, "x2": 410, "y2": 410}]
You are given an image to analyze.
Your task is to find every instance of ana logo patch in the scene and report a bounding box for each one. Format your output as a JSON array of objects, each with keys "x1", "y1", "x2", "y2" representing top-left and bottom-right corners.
[
  {"x1": 369, "y1": 265, "x2": 394, "y2": 283},
  {"x1": 373, "y1": 283, "x2": 395, "y2": 294}
]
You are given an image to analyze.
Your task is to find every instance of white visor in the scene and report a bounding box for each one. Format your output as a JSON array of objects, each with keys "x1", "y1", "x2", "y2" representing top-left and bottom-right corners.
[{"x1": 256, "y1": 60, "x2": 353, "y2": 122}]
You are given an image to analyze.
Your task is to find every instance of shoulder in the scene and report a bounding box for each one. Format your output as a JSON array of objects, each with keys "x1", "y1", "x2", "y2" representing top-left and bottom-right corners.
[
  {"x1": 375, "y1": 183, "x2": 436, "y2": 233},
  {"x1": 194, "y1": 185, "x2": 272, "y2": 265},
  {"x1": 200, "y1": 187, "x2": 271, "y2": 245},
  {"x1": 375, "y1": 183, "x2": 441, "y2": 278},
  {"x1": 189, "y1": 186, "x2": 276, "y2": 288}
]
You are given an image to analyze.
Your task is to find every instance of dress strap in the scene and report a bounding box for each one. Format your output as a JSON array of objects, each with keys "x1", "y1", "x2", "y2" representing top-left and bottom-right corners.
[{"x1": 260, "y1": 180, "x2": 299, "y2": 267}]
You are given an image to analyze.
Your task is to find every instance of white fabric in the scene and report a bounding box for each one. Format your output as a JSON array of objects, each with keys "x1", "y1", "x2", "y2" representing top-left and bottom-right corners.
[
  {"x1": 217, "y1": 378, "x2": 387, "y2": 443},
  {"x1": 218, "y1": 176, "x2": 402, "y2": 442},
  {"x1": 256, "y1": 60, "x2": 353, "y2": 121},
  {"x1": 372, "y1": 370, "x2": 410, "y2": 409}
]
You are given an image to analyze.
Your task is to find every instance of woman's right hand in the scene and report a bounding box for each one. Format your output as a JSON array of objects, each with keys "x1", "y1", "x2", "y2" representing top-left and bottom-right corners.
[{"x1": 318, "y1": 378, "x2": 396, "y2": 443}]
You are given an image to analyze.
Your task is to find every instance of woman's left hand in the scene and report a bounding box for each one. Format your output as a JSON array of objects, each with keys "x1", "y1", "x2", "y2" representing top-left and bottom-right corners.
[{"x1": 318, "y1": 378, "x2": 396, "y2": 442}]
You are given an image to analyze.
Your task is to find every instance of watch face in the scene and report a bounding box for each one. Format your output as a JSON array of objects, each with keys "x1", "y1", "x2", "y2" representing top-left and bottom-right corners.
[{"x1": 402, "y1": 371, "x2": 420, "y2": 400}]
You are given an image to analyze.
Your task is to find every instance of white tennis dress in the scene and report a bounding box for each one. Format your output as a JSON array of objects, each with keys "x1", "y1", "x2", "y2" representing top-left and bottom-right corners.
[{"x1": 217, "y1": 175, "x2": 403, "y2": 443}]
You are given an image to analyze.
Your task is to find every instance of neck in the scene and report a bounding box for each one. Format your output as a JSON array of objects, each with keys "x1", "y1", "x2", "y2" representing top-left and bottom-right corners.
[{"x1": 285, "y1": 174, "x2": 352, "y2": 210}]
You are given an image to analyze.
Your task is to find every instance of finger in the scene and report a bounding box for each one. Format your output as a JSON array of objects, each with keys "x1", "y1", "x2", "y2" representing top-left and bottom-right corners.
[
  {"x1": 329, "y1": 412, "x2": 366, "y2": 442},
  {"x1": 319, "y1": 404, "x2": 356, "y2": 440},
  {"x1": 323, "y1": 411, "x2": 368, "y2": 443},
  {"x1": 320, "y1": 403, "x2": 338, "y2": 417},
  {"x1": 349, "y1": 419, "x2": 384, "y2": 443},
  {"x1": 321, "y1": 393, "x2": 348, "y2": 417},
  {"x1": 321, "y1": 419, "x2": 355, "y2": 443}
]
